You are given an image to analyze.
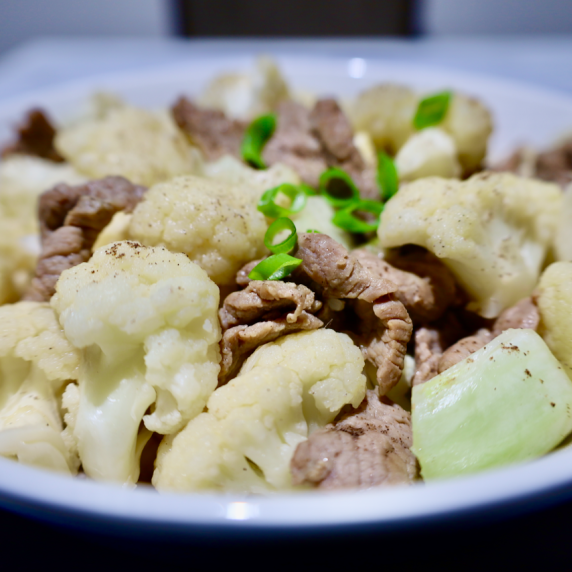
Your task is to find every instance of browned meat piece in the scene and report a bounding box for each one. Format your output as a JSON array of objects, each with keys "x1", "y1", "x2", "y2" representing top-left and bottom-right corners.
[
  {"x1": 437, "y1": 296, "x2": 539, "y2": 375},
  {"x1": 295, "y1": 233, "x2": 412, "y2": 394},
  {"x1": 262, "y1": 100, "x2": 327, "y2": 188},
  {"x1": 172, "y1": 96, "x2": 247, "y2": 162},
  {"x1": 218, "y1": 281, "x2": 324, "y2": 383},
  {"x1": 493, "y1": 147, "x2": 536, "y2": 178},
  {"x1": 353, "y1": 248, "x2": 457, "y2": 323},
  {"x1": 25, "y1": 176, "x2": 145, "y2": 301},
  {"x1": 235, "y1": 259, "x2": 262, "y2": 287},
  {"x1": 309, "y1": 98, "x2": 379, "y2": 200},
  {"x1": 1, "y1": 108, "x2": 64, "y2": 162},
  {"x1": 438, "y1": 328, "x2": 494, "y2": 373},
  {"x1": 385, "y1": 246, "x2": 462, "y2": 315},
  {"x1": 367, "y1": 298, "x2": 413, "y2": 395},
  {"x1": 412, "y1": 327, "x2": 444, "y2": 387},
  {"x1": 494, "y1": 142, "x2": 572, "y2": 188},
  {"x1": 28, "y1": 227, "x2": 87, "y2": 299},
  {"x1": 220, "y1": 313, "x2": 323, "y2": 385},
  {"x1": 536, "y1": 141, "x2": 572, "y2": 187},
  {"x1": 39, "y1": 181, "x2": 85, "y2": 238},
  {"x1": 291, "y1": 390, "x2": 417, "y2": 489},
  {"x1": 38, "y1": 176, "x2": 144, "y2": 239},
  {"x1": 411, "y1": 312, "x2": 469, "y2": 386},
  {"x1": 492, "y1": 296, "x2": 539, "y2": 335},
  {"x1": 349, "y1": 168, "x2": 380, "y2": 202},
  {"x1": 309, "y1": 98, "x2": 358, "y2": 165},
  {"x1": 219, "y1": 281, "x2": 321, "y2": 330},
  {"x1": 295, "y1": 233, "x2": 396, "y2": 303},
  {"x1": 262, "y1": 99, "x2": 379, "y2": 197}
]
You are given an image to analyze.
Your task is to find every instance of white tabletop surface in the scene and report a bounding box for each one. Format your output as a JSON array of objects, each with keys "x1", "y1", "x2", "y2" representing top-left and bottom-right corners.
[{"x1": 0, "y1": 36, "x2": 571, "y2": 101}]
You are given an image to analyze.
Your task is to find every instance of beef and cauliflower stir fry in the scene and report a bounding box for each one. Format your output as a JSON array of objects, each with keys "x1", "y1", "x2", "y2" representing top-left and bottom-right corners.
[{"x1": 1, "y1": 57, "x2": 572, "y2": 494}]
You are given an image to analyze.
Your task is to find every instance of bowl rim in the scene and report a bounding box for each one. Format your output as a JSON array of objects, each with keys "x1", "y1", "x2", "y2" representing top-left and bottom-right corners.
[
  {"x1": 2, "y1": 54, "x2": 572, "y2": 532},
  {"x1": 2, "y1": 447, "x2": 572, "y2": 531}
]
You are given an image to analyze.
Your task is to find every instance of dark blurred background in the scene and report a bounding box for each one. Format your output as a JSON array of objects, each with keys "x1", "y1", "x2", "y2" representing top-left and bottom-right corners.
[{"x1": 1, "y1": 0, "x2": 572, "y2": 55}]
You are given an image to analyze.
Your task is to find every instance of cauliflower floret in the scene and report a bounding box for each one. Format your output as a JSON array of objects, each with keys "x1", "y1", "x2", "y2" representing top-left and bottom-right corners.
[
  {"x1": 0, "y1": 217, "x2": 37, "y2": 304},
  {"x1": 55, "y1": 106, "x2": 201, "y2": 186},
  {"x1": 129, "y1": 175, "x2": 268, "y2": 286},
  {"x1": 154, "y1": 367, "x2": 305, "y2": 493},
  {"x1": 353, "y1": 130, "x2": 378, "y2": 168},
  {"x1": 203, "y1": 155, "x2": 300, "y2": 195},
  {"x1": 347, "y1": 84, "x2": 418, "y2": 154},
  {"x1": 0, "y1": 256, "x2": 18, "y2": 305},
  {"x1": 153, "y1": 329, "x2": 366, "y2": 493},
  {"x1": 554, "y1": 184, "x2": 572, "y2": 262},
  {"x1": 0, "y1": 301, "x2": 80, "y2": 474},
  {"x1": 395, "y1": 127, "x2": 461, "y2": 181},
  {"x1": 441, "y1": 93, "x2": 493, "y2": 175},
  {"x1": 241, "y1": 329, "x2": 366, "y2": 430},
  {"x1": 537, "y1": 262, "x2": 572, "y2": 379},
  {"x1": 348, "y1": 86, "x2": 492, "y2": 175},
  {"x1": 0, "y1": 155, "x2": 84, "y2": 301},
  {"x1": 60, "y1": 91, "x2": 124, "y2": 126},
  {"x1": 379, "y1": 173, "x2": 561, "y2": 318},
  {"x1": 199, "y1": 56, "x2": 290, "y2": 121},
  {"x1": 60, "y1": 382, "x2": 80, "y2": 465},
  {"x1": 200, "y1": 159, "x2": 355, "y2": 249},
  {"x1": 51, "y1": 241, "x2": 222, "y2": 484},
  {"x1": 0, "y1": 155, "x2": 85, "y2": 235}
]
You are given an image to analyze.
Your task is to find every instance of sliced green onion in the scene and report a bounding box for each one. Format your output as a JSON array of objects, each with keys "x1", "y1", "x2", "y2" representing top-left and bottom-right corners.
[
  {"x1": 377, "y1": 151, "x2": 399, "y2": 202},
  {"x1": 241, "y1": 113, "x2": 276, "y2": 169},
  {"x1": 300, "y1": 183, "x2": 317, "y2": 196},
  {"x1": 332, "y1": 199, "x2": 384, "y2": 234},
  {"x1": 257, "y1": 183, "x2": 307, "y2": 218},
  {"x1": 306, "y1": 229, "x2": 320, "y2": 233},
  {"x1": 319, "y1": 168, "x2": 360, "y2": 208},
  {"x1": 413, "y1": 91, "x2": 452, "y2": 130},
  {"x1": 264, "y1": 217, "x2": 297, "y2": 255},
  {"x1": 248, "y1": 253, "x2": 302, "y2": 281}
]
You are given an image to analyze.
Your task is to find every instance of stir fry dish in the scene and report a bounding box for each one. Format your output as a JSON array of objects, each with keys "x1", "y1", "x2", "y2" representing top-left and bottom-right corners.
[{"x1": 1, "y1": 57, "x2": 572, "y2": 494}]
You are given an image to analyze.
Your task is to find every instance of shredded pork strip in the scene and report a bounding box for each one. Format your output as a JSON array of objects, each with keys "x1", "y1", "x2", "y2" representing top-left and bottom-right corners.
[
  {"x1": 25, "y1": 176, "x2": 145, "y2": 301},
  {"x1": 291, "y1": 390, "x2": 417, "y2": 489},
  {"x1": 218, "y1": 281, "x2": 323, "y2": 384},
  {"x1": 295, "y1": 233, "x2": 413, "y2": 394}
]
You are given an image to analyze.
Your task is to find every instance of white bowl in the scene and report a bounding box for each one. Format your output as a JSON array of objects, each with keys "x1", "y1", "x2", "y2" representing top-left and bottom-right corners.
[{"x1": 2, "y1": 54, "x2": 572, "y2": 536}]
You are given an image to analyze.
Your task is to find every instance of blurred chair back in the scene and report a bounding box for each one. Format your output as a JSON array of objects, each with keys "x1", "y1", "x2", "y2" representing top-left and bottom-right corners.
[{"x1": 177, "y1": 0, "x2": 415, "y2": 36}]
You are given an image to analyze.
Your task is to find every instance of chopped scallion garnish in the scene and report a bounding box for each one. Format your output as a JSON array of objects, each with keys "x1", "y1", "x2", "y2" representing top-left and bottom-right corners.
[
  {"x1": 300, "y1": 183, "x2": 317, "y2": 196},
  {"x1": 413, "y1": 91, "x2": 452, "y2": 130},
  {"x1": 377, "y1": 151, "x2": 399, "y2": 202},
  {"x1": 319, "y1": 167, "x2": 360, "y2": 208},
  {"x1": 306, "y1": 229, "x2": 320, "y2": 233},
  {"x1": 241, "y1": 113, "x2": 277, "y2": 169},
  {"x1": 248, "y1": 253, "x2": 302, "y2": 281},
  {"x1": 332, "y1": 199, "x2": 384, "y2": 234},
  {"x1": 257, "y1": 183, "x2": 307, "y2": 219},
  {"x1": 264, "y1": 217, "x2": 298, "y2": 255}
]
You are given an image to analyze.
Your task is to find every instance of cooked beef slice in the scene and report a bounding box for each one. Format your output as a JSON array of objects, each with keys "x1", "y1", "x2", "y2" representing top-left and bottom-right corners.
[
  {"x1": 1, "y1": 108, "x2": 64, "y2": 162},
  {"x1": 291, "y1": 390, "x2": 417, "y2": 489},
  {"x1": 295, "y1": 232, "x2": 412, "y2": 394},
  {"x1": 25, "y1": 176, "x2": 145, "y2": 301},
  {"x1": 218, "y1": 280, "x2": 323, "y2": 383},
  {"x1": 172, "y1": 96, "x2": 247, "y2": 161}
]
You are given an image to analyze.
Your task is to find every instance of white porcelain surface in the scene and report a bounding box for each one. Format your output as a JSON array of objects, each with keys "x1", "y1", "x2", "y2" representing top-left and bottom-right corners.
[{"x1": 1, "y1": 55, "x2": 572, "y2": 532}]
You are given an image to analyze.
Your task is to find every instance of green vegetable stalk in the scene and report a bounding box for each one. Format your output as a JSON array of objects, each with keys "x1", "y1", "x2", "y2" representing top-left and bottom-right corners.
[{"x1": 412, "y1": 329, "x2": 572, "y2": 479}]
